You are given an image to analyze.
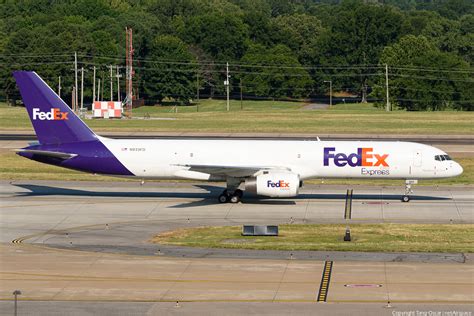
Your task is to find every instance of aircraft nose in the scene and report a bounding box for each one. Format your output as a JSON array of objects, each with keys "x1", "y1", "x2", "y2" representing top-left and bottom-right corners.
[{"x1": 452, "y1": 162, "x2": 463, "y2": 176}]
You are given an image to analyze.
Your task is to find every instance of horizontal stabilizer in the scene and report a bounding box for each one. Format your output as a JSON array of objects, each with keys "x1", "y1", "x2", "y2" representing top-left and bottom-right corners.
[{"x1": 16, "y1": 149, "x2": 77, "y2": 160}]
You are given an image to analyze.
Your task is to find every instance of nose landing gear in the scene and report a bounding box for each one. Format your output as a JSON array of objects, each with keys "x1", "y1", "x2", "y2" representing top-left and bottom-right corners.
[{"x1": 402, "y1": 180, "x2": 417, "y2": 202}]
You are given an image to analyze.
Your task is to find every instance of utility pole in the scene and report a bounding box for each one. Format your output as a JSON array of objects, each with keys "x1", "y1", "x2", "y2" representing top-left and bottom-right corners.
[
  {"x1": 324, "y1": 80, "x2": 332, "y2": 107},
  {"x1": 110, "y1": 65, "x2": 113, "y2": 101},
  {"x1": 58, "y1": 76, "x2": 61, "y2": 98},
  {"x1": 240, "y1": 77, "x2": 243, "y2": 110},
  {"x1": 116, "y1": 65, "x2": 121, "y2": 102},
  {"x1": 74, "y1": 52, "x2": 78, "y2": 112},
  {"x1": 97, "y1": 79, "x2": 101, "y2": 101},
  {"x1": 196, "y1": 72, "x2": 199, "y2": 102},
  {"x1": 385, "y1": 64, "x2": 390, "y2": 112},
  {"x1": 226, "y1": 62, "x2": 230, "y2": 112},
  {"x1": 101, "y1": 71, "x2": 104, "y2": 101},
  {"x1": 71, "y1": 86, "x2": 76, "y2": 111},
  {"x1": 93, "y1": 66, "x2": 96, "y2": 102},
  {"x1": 80, "y1": 67, "x2": 84, "y2": 111},
  {"x1": 196, "y1": 72, "x2": 199, "y2": 112}
]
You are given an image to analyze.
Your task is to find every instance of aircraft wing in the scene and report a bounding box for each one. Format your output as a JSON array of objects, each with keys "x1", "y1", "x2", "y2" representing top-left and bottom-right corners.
[{"x1": 177, "y1": 164, "x2": 291, "y2": 177}]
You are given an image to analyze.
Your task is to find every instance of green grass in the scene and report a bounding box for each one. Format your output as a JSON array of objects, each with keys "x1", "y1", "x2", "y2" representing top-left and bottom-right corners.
[
  {"x1": 150, "y1": 224, "x2": 474, "y2": 253},
  {"x1": 1, "y1": 100, "x2": 473, "y2": 135},
  {"x1": 1, "y1": 151, "x2": 472, "y2": 185}
]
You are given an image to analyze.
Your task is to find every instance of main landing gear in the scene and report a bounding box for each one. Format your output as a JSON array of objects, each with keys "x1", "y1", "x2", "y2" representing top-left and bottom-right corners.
[
  {"x1": 218, "y1": 178, "x2": 244, "y2": 204},
  {"x1": 218, "y1": 189, "x2": 243, "y2": 204},
  {"x1": 402, "y1": 180, "x2": 417, "y2": 202}
]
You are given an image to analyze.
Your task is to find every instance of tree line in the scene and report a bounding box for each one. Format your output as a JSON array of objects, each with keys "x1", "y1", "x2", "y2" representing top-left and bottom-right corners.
[{"x1": 0, "y1": 0, "x2": 473, "y2": 110}]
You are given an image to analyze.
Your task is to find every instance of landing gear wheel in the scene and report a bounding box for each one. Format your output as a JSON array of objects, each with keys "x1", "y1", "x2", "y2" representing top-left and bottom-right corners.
[
  {"x1": 229, "y1": 194, "x2": 240, "y2": 204},
  {"x1": 218, "y1": 194, "x2": 229, "y2": 203},
  {"x1": 402, "y1": 195, "x2": 410, "y2": 203}
]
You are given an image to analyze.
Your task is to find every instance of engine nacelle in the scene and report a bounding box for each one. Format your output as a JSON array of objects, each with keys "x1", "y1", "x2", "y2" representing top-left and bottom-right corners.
[{"x1": 245, "y1": 172, "x2": 300, "y2": 197}]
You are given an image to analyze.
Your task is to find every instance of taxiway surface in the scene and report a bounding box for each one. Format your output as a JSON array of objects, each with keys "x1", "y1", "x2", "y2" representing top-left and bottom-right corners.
[{"x1": 0, "y1": 180, "x2": 473, "y2": 315}]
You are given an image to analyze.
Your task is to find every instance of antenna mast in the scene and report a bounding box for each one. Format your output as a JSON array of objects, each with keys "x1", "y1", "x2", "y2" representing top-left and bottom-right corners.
[{"x1": 125, "y1": 27, "x2": 134, "y2": 116}]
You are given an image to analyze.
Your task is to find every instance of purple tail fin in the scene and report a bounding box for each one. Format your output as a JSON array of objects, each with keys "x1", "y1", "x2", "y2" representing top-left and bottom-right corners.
[{"x1": 13, "y1": 71, "x2": 97, "y2": 144}]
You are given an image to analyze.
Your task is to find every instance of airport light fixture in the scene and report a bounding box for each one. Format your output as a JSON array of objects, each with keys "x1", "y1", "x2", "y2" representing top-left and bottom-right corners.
[
  {"x1": 324, "y1": 80, "x2": 332, "y2": 107},
  {"x1": 13, "y1": 290, "x2": 21, "y2": 316}
]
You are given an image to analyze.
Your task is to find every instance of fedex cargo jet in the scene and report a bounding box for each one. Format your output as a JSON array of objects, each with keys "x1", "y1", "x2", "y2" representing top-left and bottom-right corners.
[{"x1": 13, "y1": 71, "x2": 463, "y2": 203}]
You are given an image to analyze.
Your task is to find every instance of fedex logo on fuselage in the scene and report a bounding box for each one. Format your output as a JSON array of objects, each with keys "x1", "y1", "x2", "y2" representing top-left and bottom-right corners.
[
  {"x1": 267, "y1": 180, "x2": 290, "y2": 188},
  {"x1": 32, "y1": 108, "x2": 68, "y2": 120},
  {"x1": 324, "y1": 147, "x2": 389, "y2": 167}
]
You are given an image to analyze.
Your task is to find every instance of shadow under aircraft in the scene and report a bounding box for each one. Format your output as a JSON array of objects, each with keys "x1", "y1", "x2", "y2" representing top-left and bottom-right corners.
[{"x1": 13, "y1": 184, "x2": 450, "y2": 208}]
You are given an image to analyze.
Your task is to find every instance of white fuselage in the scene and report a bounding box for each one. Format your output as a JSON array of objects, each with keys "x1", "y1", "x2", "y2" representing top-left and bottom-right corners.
[{"x1": 101, "y1": 138, "x2": 463, "y2": 181}]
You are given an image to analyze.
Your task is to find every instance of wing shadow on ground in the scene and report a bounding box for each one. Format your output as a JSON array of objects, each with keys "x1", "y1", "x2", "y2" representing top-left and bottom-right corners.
[{"x1": 13, "y1": 184, "x2": 450, "y2": 208}]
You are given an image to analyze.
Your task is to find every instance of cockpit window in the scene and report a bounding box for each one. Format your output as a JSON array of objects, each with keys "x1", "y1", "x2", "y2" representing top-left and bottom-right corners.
[{"x1": 435, "y1": 155, "x2": 452, "y2": 161}]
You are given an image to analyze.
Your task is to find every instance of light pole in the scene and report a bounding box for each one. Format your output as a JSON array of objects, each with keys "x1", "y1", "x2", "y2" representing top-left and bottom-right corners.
[
  {"x1": 225, "y1": 62, "x2": 230, "y2": 112},
  {"x1": 324, "y1": 80, "x2": 332, "y2": 107},
  {"x1": 13, "y1": 290, "x2": 21, "y2": 316},
  {"x1": 385, "y1": 63, "x2": 390, "y2": 112}
]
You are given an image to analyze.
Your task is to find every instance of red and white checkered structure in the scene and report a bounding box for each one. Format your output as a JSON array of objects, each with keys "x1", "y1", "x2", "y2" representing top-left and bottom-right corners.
[{"x1": 93, "y1": 101, "x2": 123, "y2": 118}]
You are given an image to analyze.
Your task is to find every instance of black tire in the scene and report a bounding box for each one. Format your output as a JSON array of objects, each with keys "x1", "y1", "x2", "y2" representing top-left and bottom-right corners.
[
  {"x1": 218, "y1": 194, "x2": 229, "y2": 203},
  {"x1": 402, "y1": 195, "x2": 410, "y2": 203},
  {"x1": 229, "y1": 194, "x2": 240, "y2": 204}
]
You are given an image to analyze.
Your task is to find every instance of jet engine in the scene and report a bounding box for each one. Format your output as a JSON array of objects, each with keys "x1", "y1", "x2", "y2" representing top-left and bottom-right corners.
[{"x1": 245, "y1": 172, "x2": 300, "y2": 197}]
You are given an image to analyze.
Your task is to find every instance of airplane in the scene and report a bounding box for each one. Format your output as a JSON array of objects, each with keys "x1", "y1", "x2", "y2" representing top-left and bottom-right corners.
[{"x1": 13, "y1": 71, "x2": 463, "y2": 203}]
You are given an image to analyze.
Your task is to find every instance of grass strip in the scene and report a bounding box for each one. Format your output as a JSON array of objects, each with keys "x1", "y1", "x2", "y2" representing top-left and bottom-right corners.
[
  {"x1": 2, "y1": 101, "x2": 473, "y2": 135},
  {"x1": 150, "y1": 224, "x2": 474, "y2": 253}
]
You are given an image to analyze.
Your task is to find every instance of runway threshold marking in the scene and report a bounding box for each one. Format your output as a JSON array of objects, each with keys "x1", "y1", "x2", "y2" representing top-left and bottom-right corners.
[
  {"x1": 344, "y1": 189, "x2": 353, "y2": 219},
  {"x1": 317, "y1": 261, "x2": 333, "y2": 302}
]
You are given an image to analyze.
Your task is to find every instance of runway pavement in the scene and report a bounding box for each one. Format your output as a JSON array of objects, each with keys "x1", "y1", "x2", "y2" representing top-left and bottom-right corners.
[{"x1": 0, "y1": 180, "x2": 473, "y2": 315}]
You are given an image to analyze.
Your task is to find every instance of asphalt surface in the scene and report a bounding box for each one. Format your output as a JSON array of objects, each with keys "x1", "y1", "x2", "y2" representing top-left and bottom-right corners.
[
  {"x1": 0, "y1": 301, "x2": 472, "y2": 316},
  {"x1": 1, "y1": 180, "x2": 473, "y2": 313},
  {"x1": 1, "y1": 132, "x2": 473, "y2": 144},
  {"x1": 2, "y1": 180, "x2": 473, "y2": 260}
]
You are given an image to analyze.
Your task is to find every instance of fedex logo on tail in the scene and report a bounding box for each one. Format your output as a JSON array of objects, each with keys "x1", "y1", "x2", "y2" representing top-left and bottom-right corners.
[
  {"x1": 324, "y1": 147, "x2": 389, "y2": 167},
  {"x1": 32, "y1": 108, "x2": 68, "y2": 121}
]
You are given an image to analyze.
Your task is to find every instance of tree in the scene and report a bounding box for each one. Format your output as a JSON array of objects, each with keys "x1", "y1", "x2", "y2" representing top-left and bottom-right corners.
[
  {"x1": 375, "y1": 35, "x2": 473, "y2": 111},
  {"x1": 185, "y1": 13, "x2": 249, "y2": 61},
  {"x1": 236, "y1": 0, "x2": 273, "y2": 45},
  {"x1": 300, "y1": 3, "x2": 404, "y2": 99},
  {"x1": 268, "y1": 14, "x2": 324, "y2": 52},
  {"x1": 239, "y1": 44, "x2": 313, "y2": 99},
  {"x1": 141, "y1": 35, "x2": 197, "y2": 104}
]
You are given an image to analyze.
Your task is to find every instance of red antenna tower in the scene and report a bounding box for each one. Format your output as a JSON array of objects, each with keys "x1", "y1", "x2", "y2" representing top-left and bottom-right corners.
[{"x1": 125, "y1": 27, "x2": 134, "y2": 115}]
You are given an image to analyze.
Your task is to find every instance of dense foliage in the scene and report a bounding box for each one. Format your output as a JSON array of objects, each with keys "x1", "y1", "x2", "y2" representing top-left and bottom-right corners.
[{"x1": 0, "y1": 0, "x2": 473, "y2": 110}]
